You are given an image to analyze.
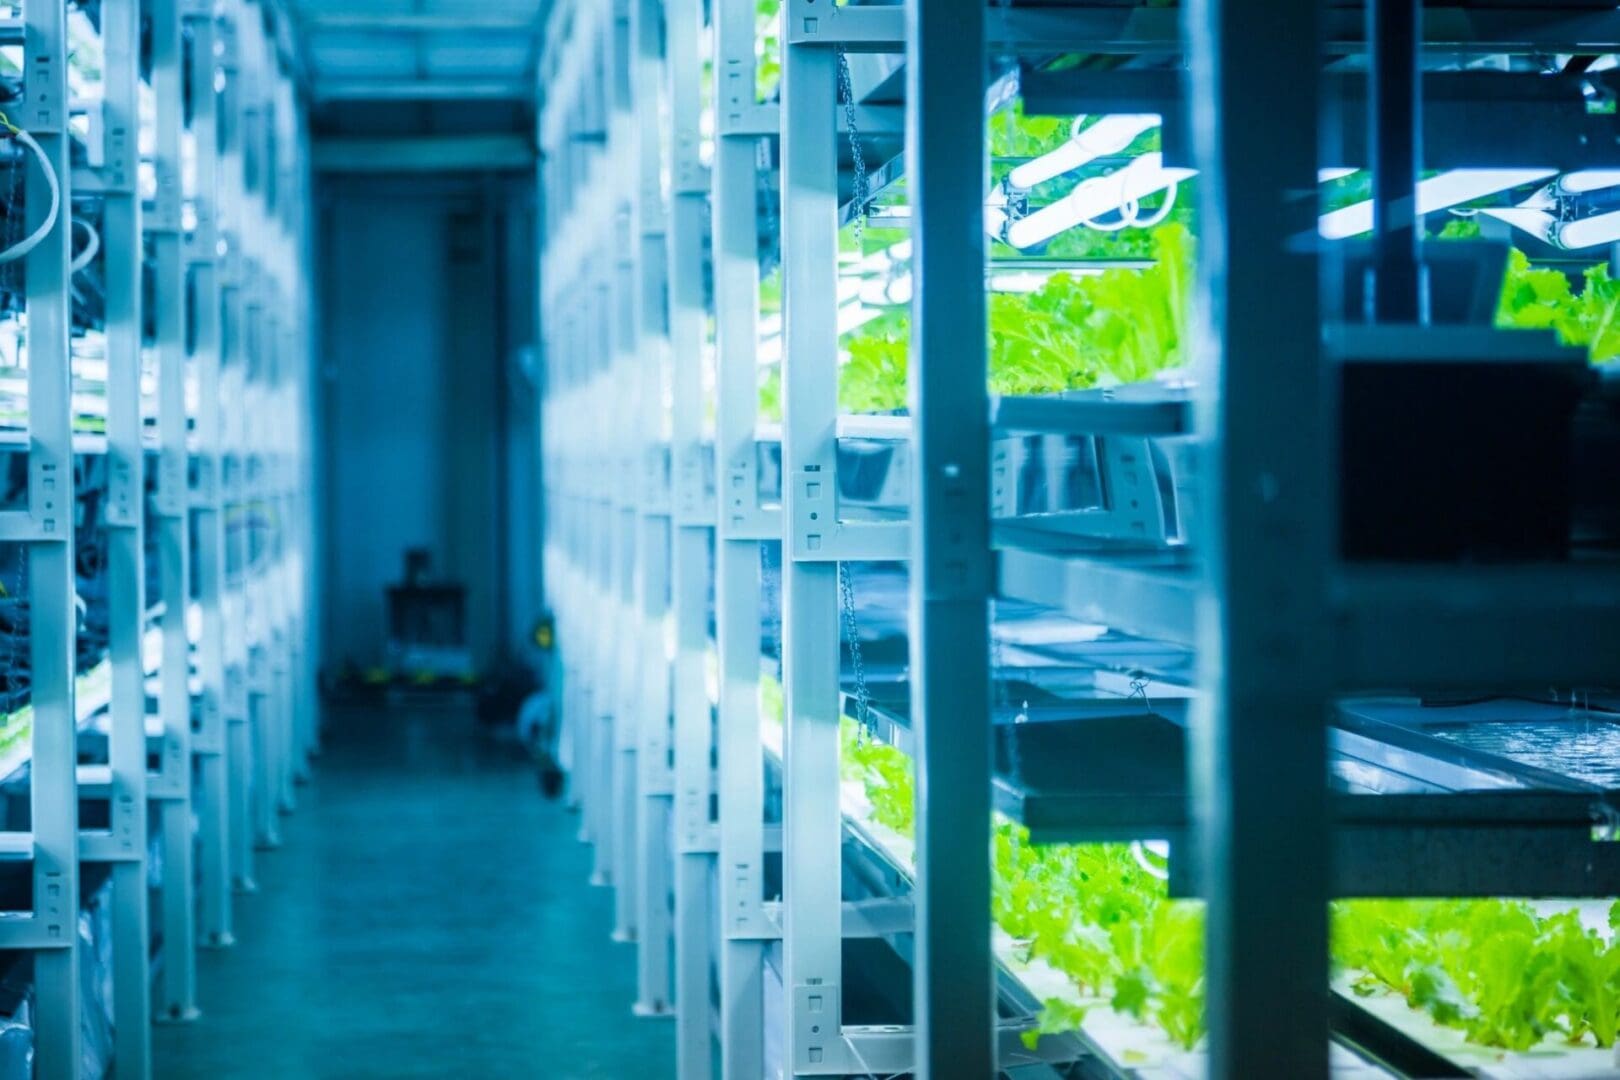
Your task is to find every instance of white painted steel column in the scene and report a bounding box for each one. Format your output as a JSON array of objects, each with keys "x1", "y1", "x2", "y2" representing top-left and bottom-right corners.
[
  {"x1": 187, "y1": 4, "x2": 234, "y2": 948},
  {"x1": 665, "y1": 0, "x2": 716, "y2": 1067},
  {"x1": 101, "y1": 0, "x2": 152, "y2": 1067},
  {"x1": 712, "y1": 3, "x2": 771, "y2": 1073},
  {"x1": 217, "y1": 0, "x2": 256, "y2": 895},
  {"x1": 22, "y1": 0, "x2": 82, "y2": 1068},
  {"x1": 779, "y1": 13, "x2": 845, "y2": 1073},
  {"x1": 151, "y1": 0, "x2": 200, "y2": 1022}
]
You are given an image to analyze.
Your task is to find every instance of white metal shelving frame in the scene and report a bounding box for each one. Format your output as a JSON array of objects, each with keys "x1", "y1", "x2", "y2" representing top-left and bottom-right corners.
[
  {"x1": 151, "y1": 0, "x2": 201, "y2": 1021},
  {"x1": 0, "y1": 0, "x2": 316, "y2": 1070},
  {"x1": 710, "y1": 2, "x2": 774, "y2": 1076},
  {"x1": 541, "y1": 2, "x2": 1620, "y2": 1080},
  {"x1": 98, "y1": 0, "x2": 154, "y2": 1073},
  {"x1": 540, "y1": 0, "x2": 724, "y2": 1062}
]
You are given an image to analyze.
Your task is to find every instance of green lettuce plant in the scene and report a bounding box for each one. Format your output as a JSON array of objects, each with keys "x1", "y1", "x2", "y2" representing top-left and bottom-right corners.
[
  {"x1": 761, "y1": 676, "x2": 1620, "y2": 1057},
  {"x1": 1496, "y1": 248, "x2": 1620, "y2": 362}
]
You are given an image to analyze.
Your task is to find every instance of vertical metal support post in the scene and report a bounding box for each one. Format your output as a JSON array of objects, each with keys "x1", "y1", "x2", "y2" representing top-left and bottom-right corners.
[
  {"x1": 592, "y1": 264, "x2": 616, "y2": 888},
  {"x1": 241, "y1": 19, "x2": 281, "y2": 856},
  {"x1": 152, "y1": 0, "x2": 200, "y2": 1021},
  {"x1": 630, "y1": 0, "x2": 675, "y2": 1019},
  {"x1": 268, "y1": 305, "x2": 296, "y2": 816},
  {"x1": 600, "y1": 1, "x2": 634, "y2": 907},
  {"x1": 22, "y1": 0, "x2": 81, "y2": 1069},
  {"x1": 906, "y1": 2, "x2": 992, "y2": 1076},
  {"x1": 611, "y1": 220, "x2": 640, "y2": 944},
  {"x1": 217, "y1": 1, "x2": 256, "y2": 894},
  {"x1": 188, "y1": 5, "x2": 234, "y2": 947},
  {"x1": 712, "y1": 3, "x2": 769, "y2": 1073},
  {"x1": 666, "y1": 0, "x2": 714, "y2": 1063},
  {"x1": 102, "y1": 0, "x2": 152, "y2": 1067},
  {"x1": 1369, "y1": 0, "x2": 1422, "y2": 322},
  {"x1": 616, "y1": 0, "x2": 659, "y2": 964},
  {"x1": 1187, "y1": 0, "x2": 1330, "y2": 1076},
  {"x1": 780, "y1": 19, "x2": 844, "y2": 1075}
]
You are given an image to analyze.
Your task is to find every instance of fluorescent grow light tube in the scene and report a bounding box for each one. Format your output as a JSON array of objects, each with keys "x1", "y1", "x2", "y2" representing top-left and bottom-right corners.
[
  {"x1": 1480, "y1": 202, "x2": 1620, "y2": 250},
  {"x1": 1007, "y1": 114, "x2": 1162, "y2": 191},
  {"x1": 1007, "y1": 152, "x2": 1195, "y2": 250},
  {"x1": 1558, "y1": 207, "x2": 1620, "y2": 249},
  {"x1": 1317, "y1": 168, "x2": 1557, "y2": 240},
  {"x1": 1559, "y1": 170, "x2": 1620, "y2": 196}
]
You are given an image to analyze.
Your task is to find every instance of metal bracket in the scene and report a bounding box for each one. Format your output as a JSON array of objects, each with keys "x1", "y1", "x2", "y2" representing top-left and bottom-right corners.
[
  {"x1": 191, "y1": 735, "x2": 226, "y2": 757},
  {"x1": 675, "y1": 805, "x2": 714, "y2": 855},
  {"x1": 20, "y1": 48, "x2": 62, "y2": 133},
  {"x1": 719, "y1": 457, "x2": 782, "y2": 540},
  {"x1": 102, "y1": 109, "x2": 137, "y2": 194},
  {"x1": 34, "y1": 457, "x2": 65, "y2": 536},
  {"x1": 793, "y1": 982, "x2": 845, "y2": 1071},
  {"x1": 78, "y1": 830, "x2": 143, "y2": 864},
  {"x1": 0, "y1": 917, "x2": 73, "y2": 951},
  {"x1": 0, "y1": 509, "x2": 62, "y2": 543},
  {"x1": 191, "y1": 456, "x2": 220, "y2": 509},
  {"x1": 156, "y1": 449, "x2": 188, "y2": 519},
  {"x1": 672, "y1": 443, "x2": 713, "y2": 526},
  {"x1": 148, "y1": 159, "x2": 183, "y2": 233},
  {"x1": 106, "y1": 452, "x2": 140, "y2": 528},
  {"x1": 718, "y1": 101, "x2": 901, "y2": 137},
  {"x1": 788, "y1": 470, "x2": 908, "y2": 561},
  {"x1": 784, "y1": 0, "x2": 904, "y2": 49}
]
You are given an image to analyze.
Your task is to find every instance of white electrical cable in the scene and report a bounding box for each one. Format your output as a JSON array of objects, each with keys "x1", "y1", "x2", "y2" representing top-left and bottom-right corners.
[
  {"x1": 69, "y1": 218, "x2": 99, "y2": 275},
  {"x1": 0, "y1": 129, "x2": 61, "y2": 265}
]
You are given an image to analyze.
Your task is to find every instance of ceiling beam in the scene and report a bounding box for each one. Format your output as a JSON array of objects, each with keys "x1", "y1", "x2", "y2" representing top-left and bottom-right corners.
[
  {"x1": 313, "y1": 79, "x2": 534, "y2": 102},
  {"x1": 313, "y1": 134, "x2": 535, "y2": 173},
  {"x1": 305, "y1": 13, "x2": 536, "y2": 33}
]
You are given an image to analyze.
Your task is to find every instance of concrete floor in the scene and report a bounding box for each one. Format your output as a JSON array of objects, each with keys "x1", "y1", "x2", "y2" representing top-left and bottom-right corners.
[{"x1": 153, "y1": 703, "x2": 673, "y2": 1079}]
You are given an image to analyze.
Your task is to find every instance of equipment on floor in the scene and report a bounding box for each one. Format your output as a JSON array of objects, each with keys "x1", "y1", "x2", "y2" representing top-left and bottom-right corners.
[{"x1": 385, "y1": 548, "x2": 474, "y2": 683}]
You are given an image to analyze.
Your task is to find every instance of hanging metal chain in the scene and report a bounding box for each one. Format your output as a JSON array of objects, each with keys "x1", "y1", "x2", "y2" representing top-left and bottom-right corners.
[
  {"x1": 838, "y1": 561, "x2": 872, "y2": 741},
  {"x1": 836, "y1": 48, "x2": 868, "y2": 252}
]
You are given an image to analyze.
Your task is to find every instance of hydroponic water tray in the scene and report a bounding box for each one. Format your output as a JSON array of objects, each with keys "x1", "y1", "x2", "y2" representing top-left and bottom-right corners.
[
  {"x1": 991, "y1": 383, "x2": 1193, "y2": 439},
  {"x1": 759, "y1": 704, "x2": 1399, "y2": 1080},
  {"x1": 969, "y1": 688, "x2": 1620, "y2": 897}
]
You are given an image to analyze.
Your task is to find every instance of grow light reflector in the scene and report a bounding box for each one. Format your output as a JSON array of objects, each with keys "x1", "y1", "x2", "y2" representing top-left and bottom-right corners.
[
  {"x1": 1317, "y1": 168, "x2": 1557, "y2": 240},
  {"x1": 1007, "y1": 114, "x2": 1162, "y2": 191},
  {"x1": 1476, "y1": 206, "x2": 1556, "y2": 244}
]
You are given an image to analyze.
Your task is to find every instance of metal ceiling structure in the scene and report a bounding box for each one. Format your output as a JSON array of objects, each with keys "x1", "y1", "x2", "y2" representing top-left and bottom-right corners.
[{"x1": 290, "y1": 0, "x2": 545, "y2": 103}]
